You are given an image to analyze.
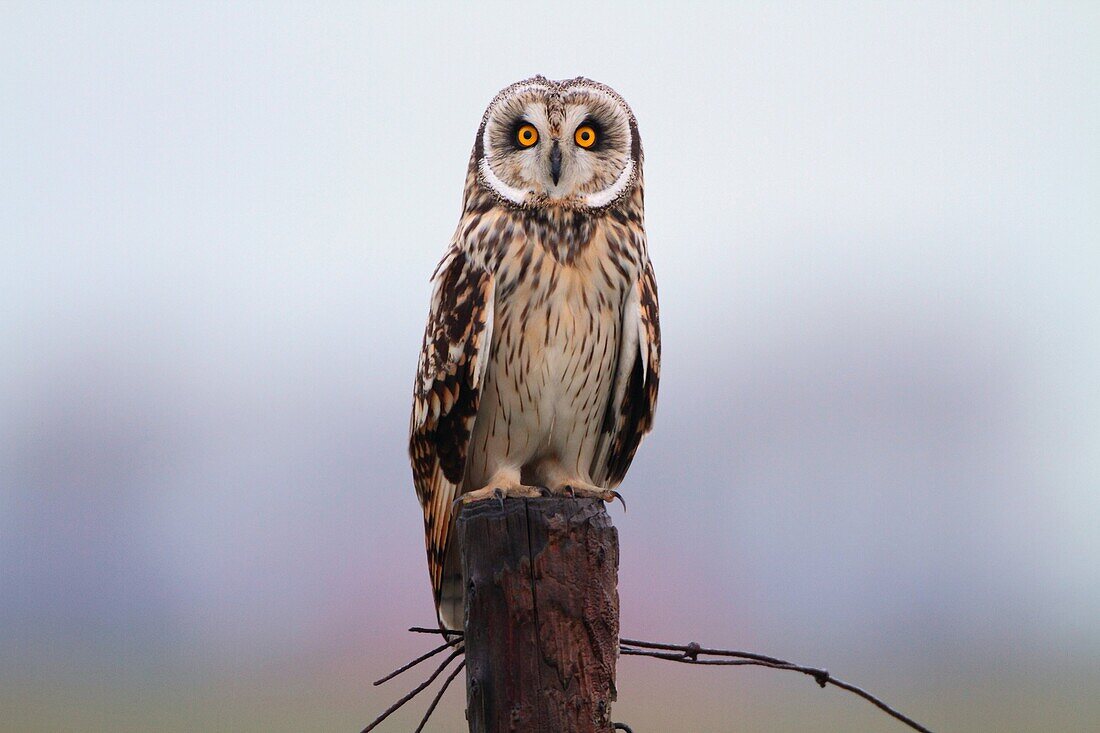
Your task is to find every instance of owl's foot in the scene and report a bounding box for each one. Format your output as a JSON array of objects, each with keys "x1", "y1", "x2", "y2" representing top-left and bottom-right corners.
[
  {"x1": 457, "y1": 479, "x2": 545, "y2": 512},
  {"x1": 548, "y1": 481, "x2": 627, "y2": 511}
]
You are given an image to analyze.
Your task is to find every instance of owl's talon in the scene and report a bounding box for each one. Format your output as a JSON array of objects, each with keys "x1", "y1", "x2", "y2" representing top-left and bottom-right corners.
[
  {"x1": 492, "y1": 487, "x2": 506, "y2": 511},
  {"x1": 537, "y1": 485, "x2": 553, "y2": 497},
  {"x1": 545, "y1": 482, "x2": 621, "y2": 504}
]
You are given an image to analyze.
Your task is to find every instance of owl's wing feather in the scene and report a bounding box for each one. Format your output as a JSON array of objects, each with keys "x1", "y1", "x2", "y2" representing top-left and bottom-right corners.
[
  {"x1": 409, "y1": 246, "x2": 494, "y2": 618},
  {"x1": 592, "y1": 257, "x2": 661, "y2": 487}
]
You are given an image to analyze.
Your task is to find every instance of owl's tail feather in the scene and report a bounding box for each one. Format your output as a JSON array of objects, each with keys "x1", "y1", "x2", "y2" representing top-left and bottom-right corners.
[{"x1": 436, "y1": 538, "x2": 464, "y2": 631}]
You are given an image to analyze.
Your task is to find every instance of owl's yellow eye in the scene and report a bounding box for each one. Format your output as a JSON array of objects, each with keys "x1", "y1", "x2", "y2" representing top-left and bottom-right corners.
[
  {"x1": 574, "y1": 125, "x2": 597, "y2": 148},
  {"x1": 516, "y1": 124, "x2": 538, "y2": 148}
]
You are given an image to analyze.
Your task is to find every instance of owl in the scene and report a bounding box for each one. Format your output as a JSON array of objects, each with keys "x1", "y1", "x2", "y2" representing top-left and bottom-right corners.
[{"x1": 409, "y1": 76, "x2": 660, "y2": 629}]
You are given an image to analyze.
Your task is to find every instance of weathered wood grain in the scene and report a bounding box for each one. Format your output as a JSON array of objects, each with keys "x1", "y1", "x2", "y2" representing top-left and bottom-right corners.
[{"x1": 459, "y1": 497, "x2": 619, "y2": 733}]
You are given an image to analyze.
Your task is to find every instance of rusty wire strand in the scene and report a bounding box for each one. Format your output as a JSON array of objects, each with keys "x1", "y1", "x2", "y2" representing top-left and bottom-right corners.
[
  {"x1": 360, "y1": 645, "x2": 464, "y2": 733},
  {"x1": 622, "y1": 637, "x2": 798, "y2": 667},
  {"x1": 413, "y1": 660, "x2": 466, "y2": 733},
  {"x1": 401, "y1": 626, "x2": 935, "y2": 733},
  {"x1": 373, "y1": 636, "x2": 461, "y2": 687},
  {"x1": 408, "y1": 625, "x2": 462, "y2": 637},
  {"x1": 619, "y1": 639, "x2": 933, "y2": 733}
]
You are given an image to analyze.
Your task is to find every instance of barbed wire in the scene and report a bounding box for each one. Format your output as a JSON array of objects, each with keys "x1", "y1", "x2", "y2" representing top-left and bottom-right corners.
[
  {"x1": 618, "y1": 637, "x2": 934, "y2": 733},
  {"x1": 365, "y1": 626, "x2": 936, "y2": 732}
]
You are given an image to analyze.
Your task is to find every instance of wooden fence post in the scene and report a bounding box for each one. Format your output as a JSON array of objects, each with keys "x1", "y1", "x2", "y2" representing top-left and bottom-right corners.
[{"x1": 458, "y1": 497, "x2": 620, "y2": 733}]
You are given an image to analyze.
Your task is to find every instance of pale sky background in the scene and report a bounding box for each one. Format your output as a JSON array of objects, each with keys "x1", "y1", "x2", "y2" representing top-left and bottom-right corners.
[{"x1": 2, "y1": 2, "x2": 1098, "y2": 731}]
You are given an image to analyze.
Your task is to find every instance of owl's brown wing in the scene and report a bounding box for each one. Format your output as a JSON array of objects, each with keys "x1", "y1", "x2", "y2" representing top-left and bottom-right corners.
[
  {"x1": 592, "y1": 257, "x2": 661, "y2": 487},
  {"x1": 409, "y1": 246, "x2": 494, "y2": 623}
]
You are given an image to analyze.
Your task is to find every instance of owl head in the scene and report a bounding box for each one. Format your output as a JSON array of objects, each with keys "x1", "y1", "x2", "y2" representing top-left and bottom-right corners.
[{"x1": 473, "y1": 76, "x2": 642, "y2": 211}]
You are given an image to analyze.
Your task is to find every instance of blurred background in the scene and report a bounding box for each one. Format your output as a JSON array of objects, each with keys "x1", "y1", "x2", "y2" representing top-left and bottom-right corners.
[{"x1": 2, "y1": 2, "x2": 1098, "y2": 731}]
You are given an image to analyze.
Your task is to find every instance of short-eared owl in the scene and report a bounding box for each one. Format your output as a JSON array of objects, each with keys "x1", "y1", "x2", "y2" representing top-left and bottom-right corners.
[{"x1": 409, "y1": 76, "x2": 660, "y2": 629}]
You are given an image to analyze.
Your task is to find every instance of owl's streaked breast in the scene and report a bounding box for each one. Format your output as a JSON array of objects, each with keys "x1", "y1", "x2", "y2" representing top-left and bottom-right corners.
[{"x1": 462, "y1": 219, "x2": 637, "y2": 489}]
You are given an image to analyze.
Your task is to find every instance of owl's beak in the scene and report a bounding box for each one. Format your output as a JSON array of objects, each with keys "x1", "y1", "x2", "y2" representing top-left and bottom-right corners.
[{"x1": 549, "y1": 142, "x2": 562, "y2": 185}]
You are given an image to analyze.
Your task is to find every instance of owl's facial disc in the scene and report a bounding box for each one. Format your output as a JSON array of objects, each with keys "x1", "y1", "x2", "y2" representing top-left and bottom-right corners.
[{"x1": 477, "y1": 77, "x2": 640, "y2": 210}]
